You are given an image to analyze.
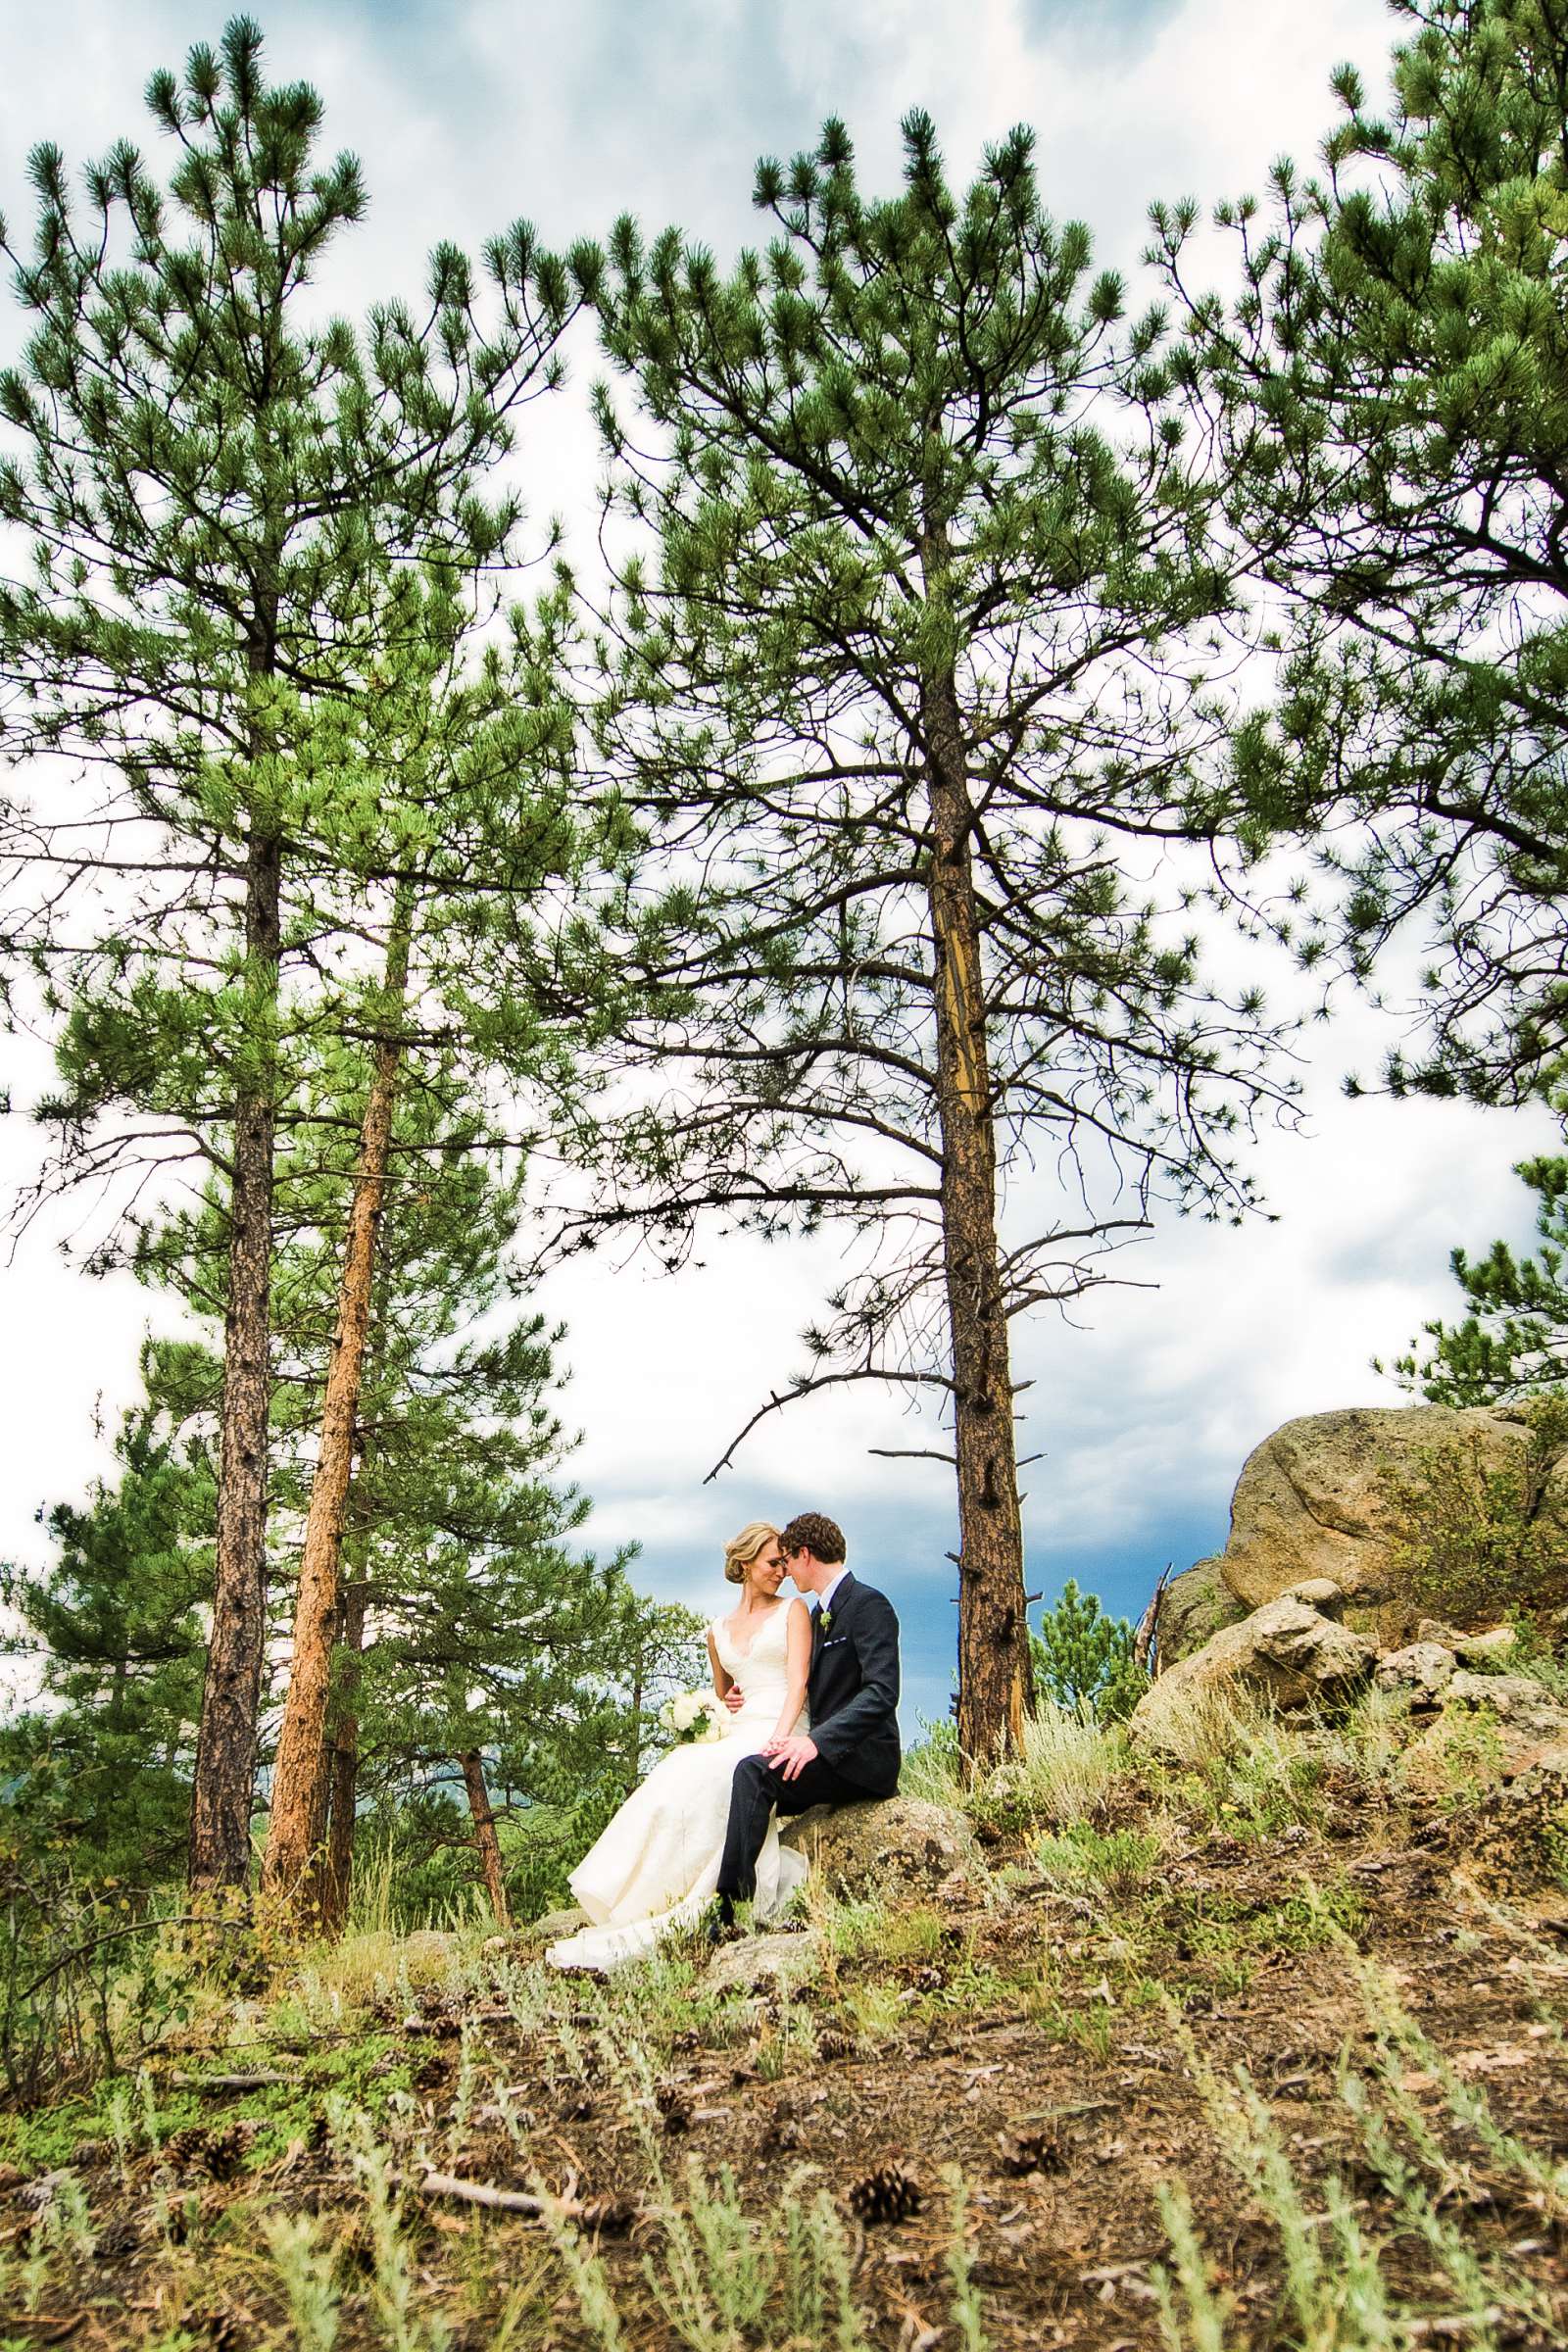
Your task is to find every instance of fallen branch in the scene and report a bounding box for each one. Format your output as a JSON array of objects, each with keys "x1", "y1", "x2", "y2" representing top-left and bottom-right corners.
[
  {"x1": 414, "y1": 2169, "x2": 635, "y2": 2233},
  {"x1": 167, "y1": 2070, "x2": 290, "y2": 2090}
]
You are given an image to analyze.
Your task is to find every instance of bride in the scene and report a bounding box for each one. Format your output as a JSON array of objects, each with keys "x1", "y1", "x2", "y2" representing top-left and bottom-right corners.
[{"x1": 546, "y1": 1522, "x2": 812, "y2": 1973}]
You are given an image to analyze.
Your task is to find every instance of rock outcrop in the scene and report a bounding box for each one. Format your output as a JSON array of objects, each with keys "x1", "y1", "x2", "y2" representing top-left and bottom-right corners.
[
  {"x1": 1154, "y1": 1559, "x2": 1249, "y2": 1669},
  {"x1": 1136, "y1": 1573, "x2": 1568, "y2": 1839},
  {"x1": 1375, "y1": 1641, "x2": 1457, "y2": 1704},
  {"x1": 1162, "y1": 1403, "x2": 1568, "y2": 1647},
  {"x1": 1133, "y1": 1587, "x2": 1378, "y2": 1751},
  {"x1": 779, "y1": 1795, "x2": 986, "y2": 1902},
  {"x1": 522, "y1": 1905, "x2": 588, "y2": 1944},
  {"x1": 1216, "y1": 1405, "x2": 1537, "y2": 1627},
  {"x1": 705, "y1": 1929, "x2": 822, "y2": 1997}
]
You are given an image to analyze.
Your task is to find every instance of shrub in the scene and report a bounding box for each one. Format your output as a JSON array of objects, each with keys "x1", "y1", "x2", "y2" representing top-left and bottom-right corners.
[
  {"x1": 973, "y1": 1704, "x2": 1133, "y2": 1831},
  {"x1": 1379, "y1": 1396, "x2": 1568, "y2": 1628}
]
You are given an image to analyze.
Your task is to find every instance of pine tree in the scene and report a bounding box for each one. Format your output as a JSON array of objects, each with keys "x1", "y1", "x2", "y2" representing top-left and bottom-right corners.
[
  {"x1": 1387, "y1": 1129, "x2": 1568, "y2": 1401},
  {"x1": 0, "y1": 20, "x2": 577, "y2": 1888},
  {"x1": 256, "y1": 574, "x2": 609, "y2": 1918},
  {"x1": 574, "y1": 115, "x2": 1293, "y2": 1763},
  {"x1": 0, "y1": 1381, "x2": 212, "y2": 1882},
  {"x1": 4, "y1": 1120, "x2": 674, "y2": 1926},
  {"x1": 317, "y1": 1130, "x2": 683, "y2": 1927},
  {"x1": 1152, "y1": 0, "x2": 1568, "y2": 1103},
  {"x1": 1030, "y1": 1580, "x2": 1146, "y2": 1721}
]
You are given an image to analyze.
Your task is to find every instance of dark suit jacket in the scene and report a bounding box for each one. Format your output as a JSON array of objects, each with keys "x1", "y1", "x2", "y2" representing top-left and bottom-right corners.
[{"x1": 807, "y1": 1572, "x2": 901, "y2": 1796}]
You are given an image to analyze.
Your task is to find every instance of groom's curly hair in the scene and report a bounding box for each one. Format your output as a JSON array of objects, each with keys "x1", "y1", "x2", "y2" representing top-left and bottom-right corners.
[{"x1": 779, "y1": 1511, "x2": 846, "y2": 1565}]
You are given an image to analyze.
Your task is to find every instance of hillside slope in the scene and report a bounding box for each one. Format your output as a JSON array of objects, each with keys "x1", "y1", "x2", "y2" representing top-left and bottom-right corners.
[{"x1": 4, "y1": 1705, "x2": 1567, "y2": 2349}]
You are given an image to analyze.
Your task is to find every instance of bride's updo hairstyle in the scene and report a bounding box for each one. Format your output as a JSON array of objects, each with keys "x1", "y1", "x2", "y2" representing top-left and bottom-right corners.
[{"x1": 723, "y1": 1522, "x2": 778, "y2": 1586}]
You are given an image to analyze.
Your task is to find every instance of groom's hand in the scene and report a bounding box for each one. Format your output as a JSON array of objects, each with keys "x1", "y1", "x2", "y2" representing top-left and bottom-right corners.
[{"x1": 765, "y1": 1734, "x2": 818, "y2": 1783}]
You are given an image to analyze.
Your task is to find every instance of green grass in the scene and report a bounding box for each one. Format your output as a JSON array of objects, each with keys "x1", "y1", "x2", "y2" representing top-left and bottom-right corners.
[
  {"x1": 0, "y1": 2030, "x2": 416, "y2": 2176},
  {"x1": 1155, "y1": 1877, "x2": 1367, "y2": 1962},
  {"x1": 1034, "y1": 1821, "x2": 1168, "y2": 1903}
]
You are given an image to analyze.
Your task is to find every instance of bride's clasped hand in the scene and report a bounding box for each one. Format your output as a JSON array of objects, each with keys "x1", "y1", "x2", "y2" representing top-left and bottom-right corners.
[{"x1": 546, "y1": 1511, "x2": 902, "y2": 1973}]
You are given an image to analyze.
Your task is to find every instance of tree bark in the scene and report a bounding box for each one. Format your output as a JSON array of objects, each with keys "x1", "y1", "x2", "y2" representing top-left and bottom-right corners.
[
  {"x1": 625, "y1": 1662, "x2": 644, "y2": 1792},
  {"x1": 319, "y1": 1577, "x2": 368, "y2": 1939},
  {"x1": 262, "y1": 912, "x2": 411, "y2": 1914},
  {"x1": 188, "y1": 815, "x2": 282, "y2": 1892},
  {"x1": 922, "y1": 650, "x2": 1033, "y2": 1769},
  {"x1": 458, "y1": 1750, "x2": 511, "y2": 1929}
]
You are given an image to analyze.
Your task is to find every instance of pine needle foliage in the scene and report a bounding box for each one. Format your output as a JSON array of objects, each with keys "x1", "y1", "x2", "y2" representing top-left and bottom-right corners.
[
  {"x1": 1388, "y1": 1133, "x2": 1568, "y2": 1400},
  {"x1": 1154, "y1": 0, "x2": 1568, "y2": 1104},
  {"x1": 1031, "y1": 1578, "x2": 1147, "y2": 1720}
]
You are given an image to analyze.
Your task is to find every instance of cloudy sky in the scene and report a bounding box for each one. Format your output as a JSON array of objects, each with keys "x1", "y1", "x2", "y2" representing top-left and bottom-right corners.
[{"x1": 2, "y1": 0, "x2": 1556, "y2": 1735}]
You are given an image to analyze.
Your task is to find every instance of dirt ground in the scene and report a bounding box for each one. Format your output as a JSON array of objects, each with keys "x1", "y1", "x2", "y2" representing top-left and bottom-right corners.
[{"x1": 5, "y1": 1782, "x2": 1568, "y2": 2349}]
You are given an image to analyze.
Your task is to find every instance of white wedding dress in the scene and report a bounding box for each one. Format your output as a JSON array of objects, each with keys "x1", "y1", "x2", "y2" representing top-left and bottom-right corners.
[{"x1": 547, "y1": 1601, "x2": 810, "y2": 1973}]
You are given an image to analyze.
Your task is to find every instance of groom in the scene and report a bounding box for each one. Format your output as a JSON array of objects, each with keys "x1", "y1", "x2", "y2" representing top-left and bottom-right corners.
[{"x1": 713, "y1": 1509, "x2": 901, "y2": 1921}]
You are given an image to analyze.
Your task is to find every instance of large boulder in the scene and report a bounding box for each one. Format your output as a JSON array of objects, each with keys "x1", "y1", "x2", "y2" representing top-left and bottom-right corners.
[
  {"x1": 1132, "y1": 1590, "x2": 1378, "y2": 1752},
  {"x1": 1155, "y1": 1559, "x2": 1249, "y2": 1670},
  {"x1": 1203, "y1": 1405, "x2": 1566, "y2": 1642},
  {"x1": 779, "y1": 1795, "x2": 986, "y2": 1902}
]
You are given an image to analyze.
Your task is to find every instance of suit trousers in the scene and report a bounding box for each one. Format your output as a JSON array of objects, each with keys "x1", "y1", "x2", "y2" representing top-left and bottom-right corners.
[{"x1": 716, "y1": 1751, "x2": 865, "y2": 1904}]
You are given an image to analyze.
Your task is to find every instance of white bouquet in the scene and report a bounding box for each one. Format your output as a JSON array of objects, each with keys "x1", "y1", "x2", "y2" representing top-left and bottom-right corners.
[{"x1": 659, "y1": 1688, "x2": 727, "y2": 1745}]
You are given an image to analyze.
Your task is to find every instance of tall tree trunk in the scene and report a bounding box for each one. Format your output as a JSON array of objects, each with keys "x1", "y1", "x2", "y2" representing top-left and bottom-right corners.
[
  {"x1": 262, "y1": 909, "x2": 411, "y2": 1913},
  {"x1": 188, "y1": 813, "x2": 282, "y2": 1892},
  {"x1": 459, "y1": 1750, "x2": 511, "y2": 1929},
  {"x1": 922, "y1": 652, "x2": 1033, "y2": 1769},
  {"x1": 625, "y1": 1661, "x2": 644, "y2": 1793},
  {"x1": 319, "y1": 1577, "x2": 368, "y2": 1939},
  {"x1": 301, "y1": 1458, "x2": 368, "y2": 1920}
]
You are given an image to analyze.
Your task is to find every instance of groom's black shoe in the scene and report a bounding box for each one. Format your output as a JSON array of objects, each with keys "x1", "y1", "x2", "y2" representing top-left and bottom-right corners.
[{"x1": 701, "y1": 1895, "x2": 737, "y2": 1946}]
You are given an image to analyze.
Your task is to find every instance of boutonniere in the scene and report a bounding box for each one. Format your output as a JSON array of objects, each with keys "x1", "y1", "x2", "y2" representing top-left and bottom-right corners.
[{"x1": 818, "y1": 1607, "x2": 833, "y2": 1634}]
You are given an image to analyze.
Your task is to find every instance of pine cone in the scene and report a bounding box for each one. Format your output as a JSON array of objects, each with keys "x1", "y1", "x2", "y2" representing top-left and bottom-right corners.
[
  {"x1": 760, "y1": 2103, "x2": 803, "y2": 2157},
  {"x1": 815, "y1": 2028, "x2": 858, "y2": 2063},
  {"x1": 203, "y1": 2124, "x2": 249, "y2": 2181},
  {"x1": 998, "y1": 2127, "x2": 1067, "y2": 2178},
  {"x1": 164, "y1": 2127, "x2": 210, "y2": 2173},
  {"x1": 414, "y1": 2053, "x2": 450, "y2": 2091},
  {"x1": 658, "y1": 2093, "x2": 692, "y2": 2137},
  {"x1": 848, "y1": 2163, "x2": 922, "y2": 2225}
]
